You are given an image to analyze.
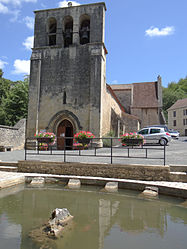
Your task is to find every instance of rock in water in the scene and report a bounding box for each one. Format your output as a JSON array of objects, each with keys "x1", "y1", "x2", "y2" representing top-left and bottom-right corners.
[
  {"x1": 48, "y1": 208, "x2": 73, "y2": 237},
  {"x1": 141, "y1": 186, "x2": 159, "y2": 198},
  {"x1": 29, "y1": 208, "x2": 74, "y2": 245}
]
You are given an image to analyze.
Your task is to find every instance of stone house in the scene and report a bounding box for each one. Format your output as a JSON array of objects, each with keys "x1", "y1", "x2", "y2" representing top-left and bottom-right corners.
[
  {"x1": 26, "y1": 2, "x2": 165, "y2": 148},
  {"x1": 110, "y1": 76, "x2": 166, "y2": 128},
  {"x1": 167, "y1": 98, "x2": 187, "y2": 136}
]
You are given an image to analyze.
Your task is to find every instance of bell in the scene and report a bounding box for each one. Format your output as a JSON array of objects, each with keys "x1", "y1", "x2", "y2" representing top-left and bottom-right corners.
[
  {"x1": 80, "y1": 29, "x2": 89, "y2": 44},
  {"x1": 64, "y1": 29, "x2": 72, "y2": 46},
  {"x1": 64, "y1": 29, "x2": 72, "y2": 40}
]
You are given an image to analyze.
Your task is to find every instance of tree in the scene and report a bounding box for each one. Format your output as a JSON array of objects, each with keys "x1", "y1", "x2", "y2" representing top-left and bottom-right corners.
[
  {"x1": 0, "y1": 69, "x2": 3, "y2": 78},
  {"x1": 0, "y1": 76, "x2": 29, "y2": 126},
  {"x1": 163, "y1": 77, "x2": 187, "y2": 120},
  {"x1": 2, "y1": 78, "x2": 29, "y2": 126}
]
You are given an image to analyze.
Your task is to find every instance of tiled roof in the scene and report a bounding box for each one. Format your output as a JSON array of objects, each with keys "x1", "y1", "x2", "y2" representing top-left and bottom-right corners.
[
  {"x1": 106, "y1": 84, "x2": 125, "y2": 112},
  {"x1": 110, "y1": 84, "x2": 132, "y2": 90},
  {"x1": 167, "y1": 98, "x2": 187, "y2": 110},
  {"x1": 110, "y1": 82, "x2": 160, "y2": 108},
  {"x1": 122, "y1": 112, "x2": 140, "y2": 121},
  {"x1": 132, "y1": 82, "x2": 159, "y2": 108}
]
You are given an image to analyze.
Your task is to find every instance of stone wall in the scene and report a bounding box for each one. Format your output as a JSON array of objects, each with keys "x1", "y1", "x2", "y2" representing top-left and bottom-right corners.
[
  {"x1": 131, "y1": 108, "x2": 159, "y2": 128},
  {"x1": 101, "y1": 86, "x2": 123, "y2": 136},
  {"x1": 0, "y1": 119, "x2": 26, "y2": 150},
  {"x1": 18, "y1": 160, "x2": 170, "y2": 181}
]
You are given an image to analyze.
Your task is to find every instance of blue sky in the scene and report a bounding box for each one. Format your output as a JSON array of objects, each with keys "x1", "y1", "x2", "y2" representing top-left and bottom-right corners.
[{"x1": 0, "y1": 0, "x2": 187, "y2": 87}]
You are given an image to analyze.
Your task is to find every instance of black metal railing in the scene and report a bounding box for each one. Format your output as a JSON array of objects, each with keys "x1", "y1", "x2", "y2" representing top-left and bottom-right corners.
[{"x1": 25, "y1": 137, "x2": 166, "y2": 165}]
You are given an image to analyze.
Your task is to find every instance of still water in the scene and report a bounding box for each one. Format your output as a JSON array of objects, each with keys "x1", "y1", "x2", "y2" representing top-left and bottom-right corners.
[{"x1": 0, "y1": 183, "x2": 187, "y2": 249}]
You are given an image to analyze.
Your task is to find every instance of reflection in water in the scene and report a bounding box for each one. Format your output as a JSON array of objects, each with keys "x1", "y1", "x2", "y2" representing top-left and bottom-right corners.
[{"x1": 0, "y1": 185, "x2": 186, "y2": 249}]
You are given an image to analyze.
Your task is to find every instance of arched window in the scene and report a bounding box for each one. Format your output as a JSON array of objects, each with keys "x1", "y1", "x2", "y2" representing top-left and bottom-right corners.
[
  {"x1": 48, "y1": 17, "x2": 57, "y2": 46},
  {"x1": 79, "y1": 15, "x2": 90, "y2": 45},
  {"x1": 63, "y1": 16, "x2": 73, "y2": 47}
]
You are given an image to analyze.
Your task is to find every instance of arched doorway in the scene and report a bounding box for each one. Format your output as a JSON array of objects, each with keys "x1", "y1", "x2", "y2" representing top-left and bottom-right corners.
[{"x1": 57, "y1": 119, "x2": 73, "y2": 150}]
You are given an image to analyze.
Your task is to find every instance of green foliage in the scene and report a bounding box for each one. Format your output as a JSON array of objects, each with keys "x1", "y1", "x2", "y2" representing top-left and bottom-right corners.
[
  {"x1": 163, "y1": 77, "x2": 187, "y2": 120},
  {"x1": 0, "y1": 73, "x2": 29, "y2": 126},
  {"x1": 102, "y1": 130, "x2": 116, "y2": 147},
  {"x1": 0, "y1": 69, "x2": 3, "y2": 78}
]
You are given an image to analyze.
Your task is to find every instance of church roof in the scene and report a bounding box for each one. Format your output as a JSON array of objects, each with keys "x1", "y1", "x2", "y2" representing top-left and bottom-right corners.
[
  {"x1": 132, "y1": 82, "x2": 159, "y2": 108},
  {"x1": 167, "y1": 98, "x2": 187, "y2": 111},
  {"x1": 111, "y1": 81, "x2": 160, "y2": 108},
  {"x1": 106, "y1": 84, "x2": 125, "y2": 112}
]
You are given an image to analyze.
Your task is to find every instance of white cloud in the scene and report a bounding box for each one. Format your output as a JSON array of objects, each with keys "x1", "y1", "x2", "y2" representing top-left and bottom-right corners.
[
  {"x1": 22, "y1": 36, "x2": 34, "y2": 50},
  {"x1": 0, "y1": 59, "x2": 8, "y2": 69},
  {"x1": 0, "y1": 2, "x2": 8, "y2": 13},
  {"x1": 23, "y1": 16, "x2": 34, "y2": 29},
  {"x1": 12, "y1": 59, "x2": 30, "y2": 74},
  {"x1": 145, "y1": 26, "x2": 175, "y2": 37},
  {"x1": 58, "y1": 0, "x2": 80, "y2": 7},
  {"x1": 0, "y1": 0, "x2": 37, "y2": 6}
]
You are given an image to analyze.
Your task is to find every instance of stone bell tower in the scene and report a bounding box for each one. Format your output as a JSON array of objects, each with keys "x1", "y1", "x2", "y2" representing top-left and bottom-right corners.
[{"x1": 27, "y1": 2, "x2": 107, "y2": 148}]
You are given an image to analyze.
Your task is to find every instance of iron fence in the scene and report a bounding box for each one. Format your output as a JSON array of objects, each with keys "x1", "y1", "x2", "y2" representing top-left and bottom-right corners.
[{"x1": 25, "y1": 137, "x2": 166, "y2": 165}]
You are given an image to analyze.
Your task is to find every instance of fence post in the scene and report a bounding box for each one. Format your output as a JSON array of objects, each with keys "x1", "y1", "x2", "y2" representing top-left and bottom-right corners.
[
  {"x1": 24, "y1": 139, "x2": 27, "y2": 160},
  {"x1": 64, "y1": 137, "x2": 66, "y2": 162},
  {"x1": 164, "y1": 145, "x2": 166, "y2": 166},
  {"x1": 111, "y1": 138, "x2": 113, "y2": 164}
]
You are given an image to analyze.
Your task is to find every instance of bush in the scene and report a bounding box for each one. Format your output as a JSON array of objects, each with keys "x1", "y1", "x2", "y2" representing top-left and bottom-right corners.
[{"x1": 102, "y1": 130, "x2": 116, "y2": 147}]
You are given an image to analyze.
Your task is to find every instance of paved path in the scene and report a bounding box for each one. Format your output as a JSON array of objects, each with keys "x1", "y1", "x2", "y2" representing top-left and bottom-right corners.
[{"x1": 0, "y1": 137, "x2": 187, "y2": 166}]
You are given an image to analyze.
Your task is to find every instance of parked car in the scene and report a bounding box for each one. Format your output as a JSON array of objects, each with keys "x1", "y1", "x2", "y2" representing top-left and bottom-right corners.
[
  {"x1": 137, "y1": 126, "x2": 172, "y2": 145},
  {"x1": 169, "y1": 129, "x2": 180, "y2": 139},
  {"x1": 145, "y1": 125, "x2": 170, "y2": 132}
]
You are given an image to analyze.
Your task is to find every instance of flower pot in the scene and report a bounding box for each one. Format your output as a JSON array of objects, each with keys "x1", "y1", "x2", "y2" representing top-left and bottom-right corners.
[
  {"x1": 37, "y1": 137, "x2": 52, "y2": 144},
  {"x1": 121, "y1": 138, "x2": 143, "y2": 146},
  {"x1": 77, "y1": 138, "x2": 91, "y2": 145}
]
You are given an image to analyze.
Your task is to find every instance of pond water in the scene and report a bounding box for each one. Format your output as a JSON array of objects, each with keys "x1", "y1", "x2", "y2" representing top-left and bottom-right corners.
[{"x1": 0, "y1": 183, "x2": 187, "y2": 249}]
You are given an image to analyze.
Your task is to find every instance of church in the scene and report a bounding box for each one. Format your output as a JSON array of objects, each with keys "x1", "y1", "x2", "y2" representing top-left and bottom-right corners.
[{"x1": 27, "y1": 2, "x2": 165, "y2": 149}]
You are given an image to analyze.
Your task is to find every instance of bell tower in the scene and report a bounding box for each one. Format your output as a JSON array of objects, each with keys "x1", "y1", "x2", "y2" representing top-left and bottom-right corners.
[{"x1": 27, "y1": 2, "x2": 107, "y2": 138}]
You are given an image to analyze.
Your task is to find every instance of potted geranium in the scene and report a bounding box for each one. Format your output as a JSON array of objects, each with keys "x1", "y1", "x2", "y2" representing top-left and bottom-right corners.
[
  {"x1": 74, "y1": 131, "x2": 95, "y2": 147},
  {"x1": 34, "y1": 131, "x2": 56, "y2": 150},
  {"x1": 121, "y1": 132, "x2": 144, "y2": 146}
]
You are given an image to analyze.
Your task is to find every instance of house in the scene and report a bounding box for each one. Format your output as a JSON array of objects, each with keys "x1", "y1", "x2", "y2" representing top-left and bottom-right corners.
[
  {"x1": 110, "y1": 76, "x2": 166, "y2": 128},
  {"x1": 167, "y1": 98, "x2": 187, "y2": 136}
]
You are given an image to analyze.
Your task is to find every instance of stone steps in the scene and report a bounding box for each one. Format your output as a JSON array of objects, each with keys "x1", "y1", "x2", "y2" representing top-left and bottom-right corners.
[
  {"x1": 169, "y1": 165, "x2": 187, "y2": 183},
  {"x1": 170, "y1": 165, "x2": 187, "y2": 172},
  {"x1": 0, "y1": 162, "x2": 18, "y2": 172},
  {"x1": 0, "y1": 166, "x2": 18, "y2": 172}
]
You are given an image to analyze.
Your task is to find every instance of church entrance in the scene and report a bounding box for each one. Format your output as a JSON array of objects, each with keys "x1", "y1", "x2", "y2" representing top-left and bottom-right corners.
[{"x1": 57, "y1": 119, "x2": 73, "y2": 150}]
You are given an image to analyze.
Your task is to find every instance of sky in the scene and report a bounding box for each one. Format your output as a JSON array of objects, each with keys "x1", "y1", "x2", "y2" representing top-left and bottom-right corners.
[{"x1": 0, "y1": 0, "x2": 187, "y2": 87}]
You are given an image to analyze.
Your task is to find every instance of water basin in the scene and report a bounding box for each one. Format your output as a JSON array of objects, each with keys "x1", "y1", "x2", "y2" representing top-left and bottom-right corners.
[{"x1": 0, "y1": 183, "x2": 187, "y2": 249}]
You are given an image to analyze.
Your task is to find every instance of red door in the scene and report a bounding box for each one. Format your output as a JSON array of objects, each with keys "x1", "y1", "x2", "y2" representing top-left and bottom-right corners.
[{"x1": 57, "y1": 120, "x2": 73, "y2": 150}]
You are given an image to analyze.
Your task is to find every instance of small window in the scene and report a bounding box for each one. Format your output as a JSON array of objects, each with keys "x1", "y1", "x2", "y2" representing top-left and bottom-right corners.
[
  {"x1": 173, "y1": 111, "x2": 176, "y2": 117},
  {"x1": 186, "y1": 109, "x2": 187, "y2": 115},
  {"x1": 150, "y1": 128, "x2": 160, "y2": 134},
  {"x1": 63, "y1": 91, "x2": 66, "y2": 104},
  {"x1": 184, "y1": 110, "x2": 186, "y2": 116},
  {"x1": 186, "y1": 119, "x2": 187, "y2": 125},
  {"x1": 173, "y1": 120, "x2": 176, "y2": 126},
  {"x1": 138, "y1": 129, "x2": 149, "y2": 135},
  {"x1": 184, "y1": 119, "x2": 186, "y2": 125}
]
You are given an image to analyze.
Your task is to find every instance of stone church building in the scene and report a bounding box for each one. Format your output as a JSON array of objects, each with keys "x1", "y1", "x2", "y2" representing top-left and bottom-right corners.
[{"x1": 27, "y1": 2, "x2": 165, "y2": 148}]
